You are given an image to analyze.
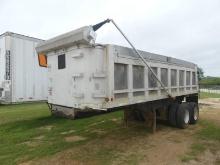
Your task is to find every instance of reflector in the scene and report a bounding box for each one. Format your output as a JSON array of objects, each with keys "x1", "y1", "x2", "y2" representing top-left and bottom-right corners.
[{"x1": 38, "y1": 53, "x2": 47, "y2": 67}]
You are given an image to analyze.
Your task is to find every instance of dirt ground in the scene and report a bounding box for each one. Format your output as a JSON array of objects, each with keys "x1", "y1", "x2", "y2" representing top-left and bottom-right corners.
[{"x1": 23, "y1": 98, "x2": 220, "y2": 165}]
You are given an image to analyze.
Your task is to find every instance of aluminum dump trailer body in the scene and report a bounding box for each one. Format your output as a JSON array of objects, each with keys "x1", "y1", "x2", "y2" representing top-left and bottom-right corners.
[
  {"x1": 36, "y1": 27, "x2": 198, "y2": 112},
  {"x1": 0, "y1": 32, "x2": 48, "y2": 103}
]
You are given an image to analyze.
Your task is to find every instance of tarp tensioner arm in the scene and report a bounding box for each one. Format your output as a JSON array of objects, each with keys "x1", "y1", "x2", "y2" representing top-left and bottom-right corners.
[{"x1": 92, "y1": 19, "x2": 172, "y2": 98}]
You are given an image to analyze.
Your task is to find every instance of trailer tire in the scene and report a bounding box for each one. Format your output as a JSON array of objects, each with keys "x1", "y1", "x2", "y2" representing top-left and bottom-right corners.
[
  {"x1": 188, "y1": 102, "x2": 199, "y2": 124},
  {"x1": 168, "y1": 103, "x2": 178, "y2": 127},
  {"x1": 176, "y1": 103, "x2": 190, "y2": 129}
]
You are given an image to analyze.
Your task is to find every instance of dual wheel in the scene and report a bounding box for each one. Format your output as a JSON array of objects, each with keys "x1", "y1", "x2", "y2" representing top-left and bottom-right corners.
[{"x1": 168, "y1": 102, "x2": 199, "y2": 129}]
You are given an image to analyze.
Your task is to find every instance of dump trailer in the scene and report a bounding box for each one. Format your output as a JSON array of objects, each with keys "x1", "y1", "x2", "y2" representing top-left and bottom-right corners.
[
  {"x1": 0, "y1": 32, "x2": 48, "y2": 103},
  {"x1": 36, "y1": 19, "x2": 199, "y2": 131}
]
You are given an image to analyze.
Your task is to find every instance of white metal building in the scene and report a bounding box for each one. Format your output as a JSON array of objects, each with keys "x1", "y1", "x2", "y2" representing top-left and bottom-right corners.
[{"x1": 0, "y1": 32, "x2": 48, "y2": 103}]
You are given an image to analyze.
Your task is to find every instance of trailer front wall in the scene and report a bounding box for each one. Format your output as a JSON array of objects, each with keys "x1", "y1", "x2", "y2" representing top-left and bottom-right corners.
[{"x1": 47, "y1": 45, "x2": 107, "y2": 108}]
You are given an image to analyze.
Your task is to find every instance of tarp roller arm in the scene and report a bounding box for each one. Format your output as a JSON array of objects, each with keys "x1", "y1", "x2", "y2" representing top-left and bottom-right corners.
[
  {"x1": 92, "y1": 19, "x2": 111, "y2": 31},
  {"x1": 92, "y1": 19, "x2": 172, "y2": 98}
]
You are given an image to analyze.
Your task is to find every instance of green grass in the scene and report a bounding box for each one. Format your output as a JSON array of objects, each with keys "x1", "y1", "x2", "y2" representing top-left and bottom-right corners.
[
  {"x1": 199, "y1": 92, "x2": 220, "y2": 99},
  {"x1": 0, "y1": 103, "x2": 148, "y2": 165},
  {"x1": 199, "y1": 77, "x2": 220, "y2": 85},
  {"x1": 181, "y1": 120, "x2": 220, "y2": 162},
  {"x1": 197, "y1": 120, "x2": 220, "y2": 141},
  {"x1": 0, "y1": 103, "x2": 50, "y2": 125},
  {"x1": 3, "y1": 102, "x2": 220, "y2": 164}
]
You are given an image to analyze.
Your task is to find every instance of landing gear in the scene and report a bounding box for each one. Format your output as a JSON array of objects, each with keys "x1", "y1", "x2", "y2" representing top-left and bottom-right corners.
[{"x1": 124, "y1": 109, "x2": 156, "y2": 133}]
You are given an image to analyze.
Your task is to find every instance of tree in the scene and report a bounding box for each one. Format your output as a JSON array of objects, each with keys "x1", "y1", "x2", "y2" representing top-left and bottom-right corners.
[{"x1": 197, "y1": 67, "x2": 204, "y2": 81}]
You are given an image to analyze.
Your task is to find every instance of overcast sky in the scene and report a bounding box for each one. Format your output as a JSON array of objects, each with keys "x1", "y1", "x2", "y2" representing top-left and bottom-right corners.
[{"x1": 0, "y1": 0, "x2": 219, "y2": 76}]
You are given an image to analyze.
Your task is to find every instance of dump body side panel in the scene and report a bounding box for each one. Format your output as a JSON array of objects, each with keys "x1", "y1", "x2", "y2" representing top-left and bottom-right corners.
[{"x1": 103, "y1": 44, "x2": 199, "y2": 109}]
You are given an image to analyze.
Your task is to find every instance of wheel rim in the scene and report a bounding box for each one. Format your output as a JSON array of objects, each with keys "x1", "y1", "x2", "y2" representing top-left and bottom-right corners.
[
  {"x1": 184, "y1": 109, "x2": 190, "y2": 124},
  {"x1": 194, "y1": 107, "x2": 198, "y2": 120}
]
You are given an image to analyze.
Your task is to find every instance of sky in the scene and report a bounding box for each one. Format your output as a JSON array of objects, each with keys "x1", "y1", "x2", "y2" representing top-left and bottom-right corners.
[{"x1": 0, "y1": 0, "x2": 219, "y2": 76}]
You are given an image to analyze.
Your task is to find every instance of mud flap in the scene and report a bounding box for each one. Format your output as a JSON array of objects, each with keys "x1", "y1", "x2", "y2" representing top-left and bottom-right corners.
[{"x1": 51, "y1": 104, "x2": 77, "y2": 119}]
